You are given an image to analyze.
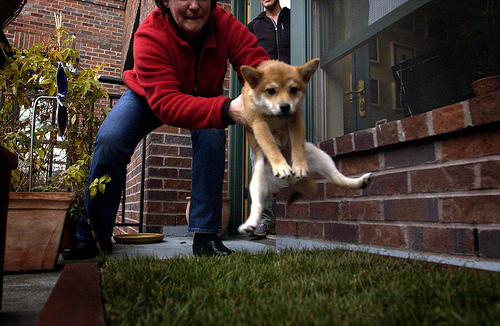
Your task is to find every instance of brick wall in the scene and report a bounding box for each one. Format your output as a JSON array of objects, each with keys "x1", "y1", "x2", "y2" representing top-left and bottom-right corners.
[
  {"x1": 4, "y1": 0, "x2": 126, "y2": 95},
  {"x1": 276, "y1": 91, "x2": 500, "y2": 262}
]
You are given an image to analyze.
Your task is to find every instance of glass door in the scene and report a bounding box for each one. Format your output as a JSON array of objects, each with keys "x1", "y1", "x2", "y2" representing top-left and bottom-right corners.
[
  {"x1": 311, "y1": 0, "x2": 451, "y2": 138},
  {"x1": 312, "y1": 0, "x2": 496, "y2": 139}
]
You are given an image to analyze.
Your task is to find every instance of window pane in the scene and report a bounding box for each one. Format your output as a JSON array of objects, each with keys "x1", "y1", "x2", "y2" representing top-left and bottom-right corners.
[{"x1": 311, "y1": 0, "x2": 500, "y2": 139}]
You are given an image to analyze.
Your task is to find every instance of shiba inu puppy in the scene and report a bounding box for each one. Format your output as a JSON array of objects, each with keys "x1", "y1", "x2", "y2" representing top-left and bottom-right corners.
[{"x1": 237, "y1": 59, "x2": 373, "y2": 235}]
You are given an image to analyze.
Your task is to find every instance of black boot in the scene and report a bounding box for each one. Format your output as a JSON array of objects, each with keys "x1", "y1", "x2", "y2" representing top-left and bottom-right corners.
[
  {"x1": 62, "y1": 238, "x2": 113, "y2": 260},
  {"x1": 192, "y1": 233, "x2": 233, "y2": 257}
]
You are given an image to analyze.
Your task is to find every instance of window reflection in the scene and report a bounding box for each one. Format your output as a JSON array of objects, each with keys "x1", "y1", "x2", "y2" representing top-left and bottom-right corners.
[{"x1": 311, "y1": 0, "x2": 500, "y2": 139}]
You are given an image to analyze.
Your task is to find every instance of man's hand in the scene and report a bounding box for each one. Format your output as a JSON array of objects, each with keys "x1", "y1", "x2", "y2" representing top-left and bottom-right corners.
[{"x1": 228, "y1": 95, "x2": 251, "y2": 129}]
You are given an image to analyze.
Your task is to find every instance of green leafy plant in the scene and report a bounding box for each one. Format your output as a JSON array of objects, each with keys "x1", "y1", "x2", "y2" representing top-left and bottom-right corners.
[{"x1": 0, "y1": 19, "x2": 111, "y2": 221}]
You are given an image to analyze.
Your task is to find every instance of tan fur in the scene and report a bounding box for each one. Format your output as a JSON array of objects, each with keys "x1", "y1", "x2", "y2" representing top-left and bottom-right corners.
[{"x1": 238, "y1": 59, "x2": 373, "y2": 235}]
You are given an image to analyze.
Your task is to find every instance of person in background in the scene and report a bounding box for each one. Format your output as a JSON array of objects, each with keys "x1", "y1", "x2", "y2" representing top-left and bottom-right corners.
[
  {"x1": 246, "y1": 0, "x2": 290, "y2": 238},
  {"x1": 62, "y1": 0, "x2": 269, "y2": 260}
]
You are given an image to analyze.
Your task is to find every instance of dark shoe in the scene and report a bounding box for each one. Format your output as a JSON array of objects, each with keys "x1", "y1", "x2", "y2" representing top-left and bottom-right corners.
[
  {"x1": 252, "y1": 223, "x2": 274, "y2": 237},
  {"x1": 192, "y1": 233, "x2": 233, "y2": 257},
  {"x1": 62, "y1": 239, "x2": 112, "y2": 260}
]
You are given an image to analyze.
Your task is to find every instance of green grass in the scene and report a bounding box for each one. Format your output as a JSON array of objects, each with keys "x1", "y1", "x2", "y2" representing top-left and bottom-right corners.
[{"x1": 99, "y1": 249, "x2": 500, "y2": 325}]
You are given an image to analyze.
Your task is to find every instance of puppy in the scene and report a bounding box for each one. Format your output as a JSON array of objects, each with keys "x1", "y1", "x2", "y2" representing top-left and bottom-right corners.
[{"x1": 237, "y1": 59, "x2": 373, "y2": 235}]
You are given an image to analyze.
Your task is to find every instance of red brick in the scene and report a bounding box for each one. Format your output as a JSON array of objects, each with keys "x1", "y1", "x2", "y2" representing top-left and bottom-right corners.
[
  {"x1": 310, "y1": 202, "x2": 340, "y2": 220},
  {"x1": 319, "y1": 139, "x2": 334, "y2": 156},
  {"x1": 145, "y1": 214, "x2": 176, "y2": 226},
  {"x1": 144, "y1": 178, "x2": 162, "y2": 189},
  {"x1": 442, "y1": 195, "x2": 500, "y2": 223},
  {"x1": 143, "y1": 201, "x2": 162, "y2": 212},
  {"x1": 480, "y1": 160, "x2": 500, "y2": 189},
  {"x1": 376, "y1": 120, "x2": 399, "y2": 147},
  {"x1": 384, "y1": 143, "x2": 436, "y2": 168},
  {"x1": 297, "y1": 221, "x2": 323, "y2": 239},
  {"x1": 468, "y1": 91, "x2": 500, "y2": 126},
  {"x1": 149, "y1": 167, "x2": 178, "y2": 179},
  {"x1": 336, "y1": 133, "x2": 354, "y2": 155},
  {"x1": 441, "y1": 129, "x2": 500, "y2": 161},
  {"x1": 353, "y1": 128, "x2": 375, "y2": 152},
  {"x1": 339, "y1": 152, "x2": 380, "y2": 175},
  {"x1": 419, "y1": 227, "x2": 474, "y2": 255},
  {"x1": 432, "y1": 103, "x2": 465, "y2": 135},
  {"x1": 410, "y1": 164, "x2": 475, "y2": 193},
  {"x1": 285, "y1": 203, "x2": 310, "y2": 219},
  {"x1": 341, "y1": 200, "x2": 383, "y2": 221},
  {"x1": 478, "y1": 229, "x2": 500, "y2": 259},
  {"x1": 163, "y1": 179, "x2": 191, "y2": 190},
  {"x1": 276, "y1": 220, "x2": 298, "y2": 236},
  {"x1": 164, "y1": 157, "x2": 192, "y2": 168},
  {"x1": 400, "y1": 113, "x2": 429, "y2": 141},
  {"x1": 162, "y1": 201, "x2": 187, "y2": 214},
  {"x1": 325, "y1": 222, "x2": 359, "y2": 243},
  {"x1": 325, "y1": 183, "x2": 363, "y2": 198},
  {"x1": 276, "y1": 203, "x2": 286, "y2": 218},
  {"x1": 384, "y1": 198, "x2": 438, "y2": 222},
  {"x1": 156, "y1": 125, "x2": 182, "y2": 133},
  {"x1": 364, "y1": 172, "x2": 408, "y2": 196},
  {"x1": 145, "y1": 190, "x2": 177, "y2": 201},
  {"x1": 360, "y1": 224, "x2": 406, "y2": 248},
  {"x1": 145, "y1": 225, "x2": 164, "y2": 233}
]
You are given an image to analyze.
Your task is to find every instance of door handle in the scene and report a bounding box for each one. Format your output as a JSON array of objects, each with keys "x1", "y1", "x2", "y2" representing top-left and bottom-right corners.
[{"x1": 345, "y1": 79, "x2": 366, "y2": 117}]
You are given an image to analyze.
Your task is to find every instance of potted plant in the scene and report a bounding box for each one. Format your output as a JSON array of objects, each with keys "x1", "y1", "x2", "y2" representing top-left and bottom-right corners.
[
  {"x1": 454, "y1": 0, "x2": 500, "y2": 96},
  {"x1": 0, "y1": 15, "x2": 110, "y2": 271}
]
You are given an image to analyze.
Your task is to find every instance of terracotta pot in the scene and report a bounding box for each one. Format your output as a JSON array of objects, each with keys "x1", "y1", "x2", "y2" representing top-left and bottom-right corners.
[
  {"x1": 5, "y1": 192, "x2": 76, "y2": 272},
  {"x1": 471, "y1": 75, "x2": 500, "y2": 96},
  {"x1": 185, "y1": 196, "x2": 231, "y2": 237}
]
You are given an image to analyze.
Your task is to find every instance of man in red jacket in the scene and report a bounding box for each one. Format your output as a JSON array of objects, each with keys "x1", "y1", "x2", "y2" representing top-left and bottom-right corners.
[{"x1": 62, "y1": 0, "x2": 269, "y2": 259}]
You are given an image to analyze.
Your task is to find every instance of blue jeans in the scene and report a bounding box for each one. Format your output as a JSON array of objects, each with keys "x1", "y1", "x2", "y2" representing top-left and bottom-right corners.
[{"x1": 77, "y1": 88, "x2": 226, "y2": 241}]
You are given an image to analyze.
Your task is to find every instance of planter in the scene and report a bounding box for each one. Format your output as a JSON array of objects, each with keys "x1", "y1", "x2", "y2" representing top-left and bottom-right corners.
[
  {"x1": 471, "y1": 75, "x2": 500, "y2": 96},
  {"x1": 4, "y1": 192, "x2": 76, "y2": 272},
  {"x1": 185, "y1": 197, "x2": 230, "y2": 237}
]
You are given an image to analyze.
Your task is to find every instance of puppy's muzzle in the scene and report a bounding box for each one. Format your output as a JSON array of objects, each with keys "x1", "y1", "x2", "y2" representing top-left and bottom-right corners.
[{"x1": 279, "y1": 103, "x2": 291, "y2": 115}]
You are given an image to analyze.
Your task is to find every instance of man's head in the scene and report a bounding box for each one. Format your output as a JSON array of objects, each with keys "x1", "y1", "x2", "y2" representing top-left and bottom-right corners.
[
  {"x1": 259, "y1": 0, "x2": 281, "y2": 11},
  {"x1": 155, "y1": 0, "x2": 217, "y2": 17}
]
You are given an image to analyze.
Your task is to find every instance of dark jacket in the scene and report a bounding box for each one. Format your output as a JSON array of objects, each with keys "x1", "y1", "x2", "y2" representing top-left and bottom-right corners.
[{"x1": 247, "y1": 7, "x2": 290, "y2": 64}]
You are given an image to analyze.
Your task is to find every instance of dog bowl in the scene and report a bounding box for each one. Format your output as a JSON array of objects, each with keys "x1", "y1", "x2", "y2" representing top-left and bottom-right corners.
[{"x1": 113, "y1": 233, "x2": 164, "y2": 244}]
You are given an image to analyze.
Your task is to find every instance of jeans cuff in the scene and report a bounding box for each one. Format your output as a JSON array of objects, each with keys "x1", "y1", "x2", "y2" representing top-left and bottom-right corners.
[{"x1": 188, "y1": 227, "x2": 222, "y2": 234}]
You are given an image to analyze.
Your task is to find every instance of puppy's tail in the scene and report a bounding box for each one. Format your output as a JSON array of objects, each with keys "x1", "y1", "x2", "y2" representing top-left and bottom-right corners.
[{"x1": 286, "y1": 177, "x2": 317, "y2": 208}]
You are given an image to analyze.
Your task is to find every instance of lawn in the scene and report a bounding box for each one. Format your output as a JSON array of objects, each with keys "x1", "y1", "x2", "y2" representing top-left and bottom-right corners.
[{"x1": 99, "y1": 249, "x2": 500, "y2": 325}]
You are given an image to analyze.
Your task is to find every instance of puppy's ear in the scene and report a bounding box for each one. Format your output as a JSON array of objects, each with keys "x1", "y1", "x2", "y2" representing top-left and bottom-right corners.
[
  {"x1": 297, "y1": 58, "x2": 320, "y2": 84},
  {"x1": 241, "y1": 65, "x2": 263, "y2": 89}
]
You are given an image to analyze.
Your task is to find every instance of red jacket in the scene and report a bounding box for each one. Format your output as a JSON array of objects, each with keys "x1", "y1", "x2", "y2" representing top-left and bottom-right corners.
[{"x1": 123, "y1": 6, "x2": 269, "y2": 129}]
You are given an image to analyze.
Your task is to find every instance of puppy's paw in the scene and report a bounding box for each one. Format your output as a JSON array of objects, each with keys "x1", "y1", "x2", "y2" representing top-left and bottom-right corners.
[
  {"x1": 272, "y1": 162, "x2": 293, "y2": 179},
  {"x1": 292, "y1": 163, "x2": 309, "y2": 179},
  {"x1": 238, "y1": 223, "x2": 256, "y2": 235},
  {"x1": 359, "y1": 173, "x2": 373, "y2": 189}
]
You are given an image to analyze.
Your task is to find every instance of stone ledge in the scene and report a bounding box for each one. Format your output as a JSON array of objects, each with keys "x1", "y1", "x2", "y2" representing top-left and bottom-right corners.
[{"x1": 320, "y1": 91, "x2": 500, "y2": 157}]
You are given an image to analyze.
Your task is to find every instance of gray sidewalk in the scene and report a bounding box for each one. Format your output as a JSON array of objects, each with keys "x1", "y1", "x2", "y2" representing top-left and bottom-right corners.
[{"x1": 0, "y1": 234, "x2": 275, "y2": 326}]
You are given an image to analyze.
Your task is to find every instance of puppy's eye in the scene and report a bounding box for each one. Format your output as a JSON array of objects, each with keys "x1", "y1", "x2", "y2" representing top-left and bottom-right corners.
[
  {"x1": 266, "y1": 88, "x2": 276, "y2": 96},
  {"x1": 290, "y1": 86, "x2": 299, "y2": 95}
]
